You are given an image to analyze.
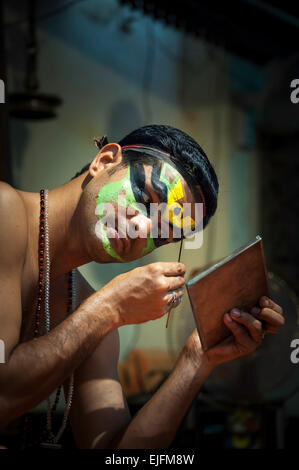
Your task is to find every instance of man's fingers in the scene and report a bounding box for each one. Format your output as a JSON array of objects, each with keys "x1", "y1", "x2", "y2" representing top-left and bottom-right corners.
[
  {"x1": 160, "y1": 262, "x2": 186, "y2": 276},
  {"x1": 164, "y1": 275, "x2": 185, "y2": 291},
  {"x1": 165, "y1": 287, "x2": 185, "y2": 306},
  {"x1": 259, "y1": 308, "x2": 285, "y2": 330},
  {"x1": 250, "y1": 306, "x2": 285, "y2": 330},
  {"x1": 224, "y1": 314, "x2": 256, "y2": 348},
  {"x1": 229, "y1": 309, "x2": 263, "y2": 343},
  {"x1": 259, "y1": 296, "x2": 283, "y2": 315}
]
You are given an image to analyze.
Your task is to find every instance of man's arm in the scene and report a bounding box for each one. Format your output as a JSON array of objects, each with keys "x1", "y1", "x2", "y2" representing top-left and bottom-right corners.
[
  {"x1": 68, "y1": 281, "x2": 284, "y2": 449},
  {"x1": 68, "y1": 322, "x2": 211, "y2": 449},
  {"x1": 67, "y1": 273, "x2": 211, "y2": 449},
  {"x1": 114, "y1": 299, "x2": 284, "y2": 449},
  {"x1": 65, "y1": 327, "x2": 132, "y2": 449},
  {"x1": 0, "y1": 296, "x2": 120, "y2": 428},
  {"x1": 114, "y1": 349, "x2": 212, "y2": 449},
  {"x1": 62, "y1": 273, "x2": 131, "y2": 449}
]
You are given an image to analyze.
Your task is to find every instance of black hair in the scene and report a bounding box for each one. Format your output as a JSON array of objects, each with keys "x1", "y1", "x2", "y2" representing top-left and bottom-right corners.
[{"x1": 74, "y1": 125, "x2": 219, "y2": 228}]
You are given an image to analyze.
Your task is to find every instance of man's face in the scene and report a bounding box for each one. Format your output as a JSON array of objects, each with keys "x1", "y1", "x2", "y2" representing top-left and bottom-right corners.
[{"x1": 92, "y1": 159, "x2": 200, "y2": 263}]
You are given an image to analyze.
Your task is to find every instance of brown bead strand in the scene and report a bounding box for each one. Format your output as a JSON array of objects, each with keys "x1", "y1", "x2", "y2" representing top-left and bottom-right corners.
[
  {"x1": 46, "y1": 271, "x2": 73, "y2": 420},
  {"x1": 21, "y1": 189, "x2": 46, "y2": 448},
  {"x1": 21, "y1": 191, "x2": 73, "y2": 448},
  {"x1": 33, "y1": 189, "x2": 45, "y2": 338}
]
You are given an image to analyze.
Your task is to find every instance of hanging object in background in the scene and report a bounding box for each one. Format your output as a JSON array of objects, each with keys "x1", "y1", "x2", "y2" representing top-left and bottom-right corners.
[{"x1": 9, "y1": 0, "x2": 62, "y2": 119}]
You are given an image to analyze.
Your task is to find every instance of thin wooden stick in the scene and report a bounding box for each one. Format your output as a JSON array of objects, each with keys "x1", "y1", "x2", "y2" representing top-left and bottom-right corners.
[
  {"x1": 178, "y1": 238, "x2": 183, "y2": 263},
  {"x1": 166, "y1": 239, "x2": 183, "y2": 328}
]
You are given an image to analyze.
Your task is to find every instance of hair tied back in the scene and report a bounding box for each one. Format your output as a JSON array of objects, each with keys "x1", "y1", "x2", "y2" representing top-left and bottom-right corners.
[{"x1": 94, "y1": 135, "x2": 109, "y2": 150}]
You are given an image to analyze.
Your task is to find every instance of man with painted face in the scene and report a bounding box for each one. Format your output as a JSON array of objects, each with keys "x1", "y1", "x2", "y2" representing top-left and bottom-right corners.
[{"x1": 0, "y1": 125, "x2": 284, "y2": 449}]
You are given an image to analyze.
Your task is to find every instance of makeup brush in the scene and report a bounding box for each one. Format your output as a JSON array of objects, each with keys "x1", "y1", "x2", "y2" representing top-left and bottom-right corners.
[{"x1": 166, "y1": 239, "x2": 183, "y2": 328}]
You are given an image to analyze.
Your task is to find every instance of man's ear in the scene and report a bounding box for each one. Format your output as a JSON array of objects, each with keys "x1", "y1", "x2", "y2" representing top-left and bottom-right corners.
[{"x1": 89, "y1": 143, "x2": 122, "y2": 177}]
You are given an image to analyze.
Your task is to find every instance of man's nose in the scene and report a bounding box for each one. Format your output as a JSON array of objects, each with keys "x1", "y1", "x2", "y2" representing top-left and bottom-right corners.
[{"x1": 127, "y1": 211, "x2": 152, "y2": 240}]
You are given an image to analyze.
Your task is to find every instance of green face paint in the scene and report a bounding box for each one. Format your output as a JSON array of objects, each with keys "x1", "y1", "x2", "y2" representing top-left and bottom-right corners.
[
  {"x1": 95, "y1": 161, "x2": 193, "y2": 261},
  {"x1": 95, "y1": 166, "x2": 154, "y2": 261}
]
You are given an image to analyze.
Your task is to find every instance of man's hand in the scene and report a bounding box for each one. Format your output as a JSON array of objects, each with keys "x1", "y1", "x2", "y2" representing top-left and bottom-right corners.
[
  {"x1": 183, "y1": 295, "x2": 285, "y2": 371},
  {"x1": 99, "y1": 262, "x2": 186, "y2": 326},
  {"x1": 250, "y1": 295, "x2": 284, "y2": 334}
]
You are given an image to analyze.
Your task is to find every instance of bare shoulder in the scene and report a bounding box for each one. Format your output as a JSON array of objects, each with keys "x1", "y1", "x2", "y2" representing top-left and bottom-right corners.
[
  {"x1": 0, "y1": 183, "x2": 27, "y2": 359},
  {"x1": 0, "y1": 181, "x2": 26, "y2": 208},
  {"x1": 0, "y1": 182, "x2": 27, "y2": 267}
]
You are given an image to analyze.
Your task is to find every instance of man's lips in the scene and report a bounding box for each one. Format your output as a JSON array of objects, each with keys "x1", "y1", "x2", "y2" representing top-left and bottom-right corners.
[{"x1": 106, "y1": 225, "x2": 130, "y2": 256}]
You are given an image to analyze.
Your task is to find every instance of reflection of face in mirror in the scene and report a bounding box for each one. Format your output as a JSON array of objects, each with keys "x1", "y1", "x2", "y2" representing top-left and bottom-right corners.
[{"x1": 95, "y1": 160, "x2": 197, "y2": 262}]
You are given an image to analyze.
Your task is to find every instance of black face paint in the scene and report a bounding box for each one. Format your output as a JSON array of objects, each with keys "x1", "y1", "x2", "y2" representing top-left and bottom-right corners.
[
  {"x1": 151, "y1": 161, "x2": 174, "y2": 248},
  {"x1": 151, "y1": 161, "x2": 168, "y2": 204},
  {"x1": 129, "y1": 163, "x2": 151, "y2": 215},
  {"x1": 130, "y1": 161, "x2": 167, "y2": 247},
  {"x1": 128, "y1": 158, "x2": 186, "y2": 248}
]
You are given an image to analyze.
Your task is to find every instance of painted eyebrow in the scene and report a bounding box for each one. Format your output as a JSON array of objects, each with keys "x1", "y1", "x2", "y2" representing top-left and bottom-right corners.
[
  {"x1": 137, "y1": 164, "x2": 189, "y2": 239},
  {"x1": 144, "y1": 176, "x2": 189, "y2": 235},
  {"x1": 146, "y1": 164, "x2": 186, "y2": 205}
]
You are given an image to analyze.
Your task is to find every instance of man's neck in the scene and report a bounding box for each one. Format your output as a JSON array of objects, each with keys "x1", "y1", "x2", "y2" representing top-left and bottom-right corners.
[
  {"x1": 46, "y1": 173, "x2": 94, "y2": 279},
  {"x1": 18, "y1": 173, "x2": 94, "y2": 281},
  {"x1": 48, "y1": 175, "x2": 86, "y2": 279}
]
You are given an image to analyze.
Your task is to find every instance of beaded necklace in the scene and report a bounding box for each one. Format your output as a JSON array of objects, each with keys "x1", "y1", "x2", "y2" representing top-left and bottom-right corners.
[{"x1": 22, "y1": 189, "x2": 74, "y2": 449}]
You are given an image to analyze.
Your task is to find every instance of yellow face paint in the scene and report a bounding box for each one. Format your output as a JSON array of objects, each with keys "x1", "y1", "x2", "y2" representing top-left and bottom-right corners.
[{"x1": 159, "y1": 163, "x2": 196, "y2": 231}]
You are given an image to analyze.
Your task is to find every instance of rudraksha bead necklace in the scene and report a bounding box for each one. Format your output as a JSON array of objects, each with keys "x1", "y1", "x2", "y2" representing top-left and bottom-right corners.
[{"x1": 29, "y1": 189, "x2": 75, "y2": 448}]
